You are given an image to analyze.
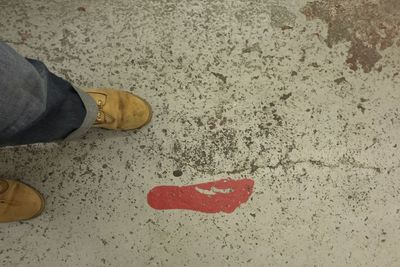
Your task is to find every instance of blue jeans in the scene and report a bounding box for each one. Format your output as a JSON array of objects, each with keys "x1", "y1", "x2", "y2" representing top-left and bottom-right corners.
[{"x1": 0, "y1": 42, "x2": 98, "y2": 146}]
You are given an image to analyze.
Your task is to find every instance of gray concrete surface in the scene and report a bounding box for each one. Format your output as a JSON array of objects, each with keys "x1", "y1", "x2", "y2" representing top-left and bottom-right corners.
[{"x1": 1, "y1": 0, "x2": 400, "y2": 266}]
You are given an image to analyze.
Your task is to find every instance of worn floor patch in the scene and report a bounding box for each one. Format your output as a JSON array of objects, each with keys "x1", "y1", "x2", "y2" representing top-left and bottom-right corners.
[
  {"x1": 302, "y1": 0, "x2": 400, "y2": 72},
  {"x1": 270, "y1": 5, "x2": 296, "y2": 29}
]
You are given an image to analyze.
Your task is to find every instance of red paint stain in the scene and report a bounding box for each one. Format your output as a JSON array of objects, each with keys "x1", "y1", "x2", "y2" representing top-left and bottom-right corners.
[{"x1": 147, "y1": 178, "x2": 254, "y2": 213}]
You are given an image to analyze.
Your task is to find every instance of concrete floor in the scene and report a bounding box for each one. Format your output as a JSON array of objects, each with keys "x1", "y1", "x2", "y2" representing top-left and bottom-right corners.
[{"x1": 1, "y1": 0, "x2": 400, "y2": 266}]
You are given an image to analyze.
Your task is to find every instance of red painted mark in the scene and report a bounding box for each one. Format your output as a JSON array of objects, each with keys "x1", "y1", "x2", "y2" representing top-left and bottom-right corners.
[{"x1": 147, "y1": 178, "x2": 254, "y2": 213}]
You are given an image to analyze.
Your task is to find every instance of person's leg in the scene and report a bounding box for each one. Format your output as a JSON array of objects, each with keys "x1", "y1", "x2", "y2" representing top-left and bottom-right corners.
[
  {"x1": 0, "y1": 42, "x2": 97, "y2": 222},
  {"x1": 0, "y1": 42, "x2": 152, "y2": 146},
  {"x1": 0, "y1": 42, "x2": 152, "y2": 222},
  {"x1": 0, "y1": 42, "x2": 98, "y2": 146}
]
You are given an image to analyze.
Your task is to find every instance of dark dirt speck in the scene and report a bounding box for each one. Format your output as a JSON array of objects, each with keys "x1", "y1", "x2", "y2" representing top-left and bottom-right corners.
[
  {"x1": 173, "y1": 170, "x2": 183, "y2": 177},
  {"x1": 280, "y1": 92, "x2": 292, "y2": 100},
  {"x1": 334, "y1": 77, "x2": 347, "y2": 84},
  {"x1": 211, "y1": 72, "x2": 227, "y2": 83}
]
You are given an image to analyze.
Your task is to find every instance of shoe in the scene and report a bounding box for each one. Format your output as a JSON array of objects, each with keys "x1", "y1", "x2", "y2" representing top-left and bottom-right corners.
[
  {"x1": 85, "y1": 88, "x2": 152, "y2": 130},
  {"x1": 0, "y1": 179, "x2": 45, "y2": 222}
]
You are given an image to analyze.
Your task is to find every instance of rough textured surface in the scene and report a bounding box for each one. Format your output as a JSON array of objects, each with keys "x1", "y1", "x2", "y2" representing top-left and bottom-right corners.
[
  {"x1": 302, "y1": 0, "x2": 400, "y2": 72},
  {"x1": 1, "y1": 0, "x2": 400, "y2": 266}
]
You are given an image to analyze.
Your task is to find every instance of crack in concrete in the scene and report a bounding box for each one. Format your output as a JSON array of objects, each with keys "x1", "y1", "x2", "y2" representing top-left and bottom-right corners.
[{"x1": 220, "y1": 156, "x2": 382, "y2": 176}]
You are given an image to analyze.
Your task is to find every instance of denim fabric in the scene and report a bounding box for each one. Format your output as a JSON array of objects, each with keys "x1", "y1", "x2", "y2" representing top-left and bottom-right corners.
[{"x1": 0, "y1": 42, "x2": 98, "y2": 146}]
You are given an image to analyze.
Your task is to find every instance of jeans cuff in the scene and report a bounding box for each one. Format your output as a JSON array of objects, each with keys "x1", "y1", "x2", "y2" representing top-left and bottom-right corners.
[{"x1": 64, "y1": 87, "x2": 98, "y2": 140}]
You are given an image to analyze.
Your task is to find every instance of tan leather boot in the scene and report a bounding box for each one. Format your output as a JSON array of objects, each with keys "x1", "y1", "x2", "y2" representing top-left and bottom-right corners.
[
  {"x1": 0, "y1": 179, "x2": 45, "y2": 222},
  {"x1": 86, "y1": 88, "x2": 152, "y2": 130}
]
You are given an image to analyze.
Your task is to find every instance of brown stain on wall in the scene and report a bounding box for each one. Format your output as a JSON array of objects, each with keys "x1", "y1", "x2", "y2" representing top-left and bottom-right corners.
[{"x1": 302, "y1": 0, "x2": 400, "y2": 73}]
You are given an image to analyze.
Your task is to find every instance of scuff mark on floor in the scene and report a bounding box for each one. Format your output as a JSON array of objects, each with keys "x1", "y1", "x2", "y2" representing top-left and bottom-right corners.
[
  {"x1": 302, "y1": 0, "x2": 400, "y2": 72},
  {"x1": 270, "y1": 5, "x2": 296, "y2": 29}
]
